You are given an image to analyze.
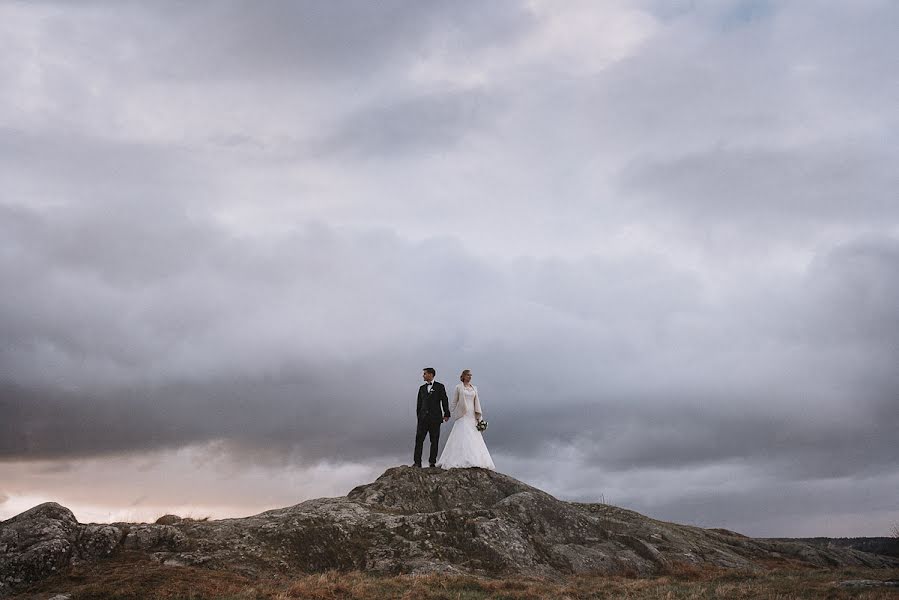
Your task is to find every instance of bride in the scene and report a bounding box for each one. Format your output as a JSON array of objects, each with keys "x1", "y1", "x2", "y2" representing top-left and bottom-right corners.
[{"x1": 436, "y1": 369, "x2": 496, "y2": 470}]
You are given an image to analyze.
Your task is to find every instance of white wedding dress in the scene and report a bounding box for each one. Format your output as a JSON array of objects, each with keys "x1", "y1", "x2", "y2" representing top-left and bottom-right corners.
[{"x1": 436, "y1": 384, "x2": 495, "y2": 470}]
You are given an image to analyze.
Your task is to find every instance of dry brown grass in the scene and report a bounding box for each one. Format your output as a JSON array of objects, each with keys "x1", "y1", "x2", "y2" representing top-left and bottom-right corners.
[{"x1": 11, "y1": 554, "x2": 899, "y2": 600}]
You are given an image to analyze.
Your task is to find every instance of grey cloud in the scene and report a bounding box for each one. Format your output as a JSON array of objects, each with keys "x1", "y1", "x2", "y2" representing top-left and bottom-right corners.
[
  {"x1": 3, "y1": 190, "x2": 897, "y2": 493},
  {"x1": 619, "y1": 142, "x2": 898, "y2": 225},
  {"x1": 484, "y1": 382, "x2": 898, "y2": 481},
  {"x1": 576, "y1": 402, "x2": 899, "y2": 479},
  {"x1": 22, "y1": 1, "x2": 534, "y2": 83},
  {"x1": 310, "y1": 89, "x2": 499, "y2": 159},
  {"x1": 796, "y1": 235, "x2": 899, "y2": 347},
  {"x1": 580, "y1": 2, "x2": 899, "y2": 236},
  {"x1": 629, "y1": 472, "x2": 899, "y2": 537},
  {"x1": 509, "y1": 253, "x2": 703, "y2": 324},
  {"x1": 484, "y1": 236, "x2": 899, "y2": 478},
  {"x1": 0, "y1": 129, "x2": 213, "y2": 228}
]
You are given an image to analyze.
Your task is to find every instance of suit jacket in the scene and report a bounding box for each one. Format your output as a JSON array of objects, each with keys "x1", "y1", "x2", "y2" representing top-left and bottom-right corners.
[{"x1": 417, "y1": 381, "x2": 450, "y2": 423}]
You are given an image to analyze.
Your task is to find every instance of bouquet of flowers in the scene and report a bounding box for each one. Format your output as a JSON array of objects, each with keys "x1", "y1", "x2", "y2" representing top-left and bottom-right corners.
[{"x1": 476, "y1": 419, "x2": 488, "y2": 432}]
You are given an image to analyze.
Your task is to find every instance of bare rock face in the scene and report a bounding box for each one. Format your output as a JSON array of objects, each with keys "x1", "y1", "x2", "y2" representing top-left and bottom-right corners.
[
  {"x1": 0, "y1": 503, "x2": 79, "y2": 593},
  {"x1": 74, "y1": 524, "x2": 122, "y2": 564},
  {"x1": 2, "y1": 467, "x2": 898, "y2": 596},
  {"x1": 154, "y1": 515, "x2": 183, "y2": 526},
  {"x1": 346, "y1": 466, "x2": 546, "y2": 512}
]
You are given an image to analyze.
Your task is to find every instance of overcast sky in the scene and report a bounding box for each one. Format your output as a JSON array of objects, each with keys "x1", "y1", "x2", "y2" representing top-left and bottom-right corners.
[{"x1": 1, "y1": 0, "x2": 897, "y2": 537}]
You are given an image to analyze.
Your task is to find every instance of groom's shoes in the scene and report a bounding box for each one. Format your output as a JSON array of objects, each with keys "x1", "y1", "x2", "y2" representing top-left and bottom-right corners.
[
  {"x1": 412, "y1": 462, "x2": 422, "y2": 468},
  {"x1": 429, "y1": 463, "x2": 437, "y2": 468}
]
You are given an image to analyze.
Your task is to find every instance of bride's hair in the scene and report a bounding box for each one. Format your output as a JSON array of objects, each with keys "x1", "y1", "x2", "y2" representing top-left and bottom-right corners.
[{"x1": 460, "y1": 369, "x2": 471, "y2": 382}]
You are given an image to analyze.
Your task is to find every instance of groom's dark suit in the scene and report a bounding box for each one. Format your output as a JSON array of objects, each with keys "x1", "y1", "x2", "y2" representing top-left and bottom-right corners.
[{"x1": 414, "y1": 381, "x2": 450, "y2": 466}]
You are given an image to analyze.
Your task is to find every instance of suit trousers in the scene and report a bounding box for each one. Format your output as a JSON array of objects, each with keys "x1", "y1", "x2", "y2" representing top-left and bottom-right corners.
[{"x1": 414, "y1": 419, "x2": 441, "y2": 465}]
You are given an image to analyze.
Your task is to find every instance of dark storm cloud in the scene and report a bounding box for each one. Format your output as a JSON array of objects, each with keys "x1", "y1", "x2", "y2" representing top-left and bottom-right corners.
[
  {"x1": 573, "y1": 399, "x2": 899, "y2": 479},
  {"x1": 3, "y1": 191, "x2": 896, "y2": 488},
  {"x1": 632, "y1": 472, "x2": 899, "y2": 536},
  {"x1": 482, "y1": 235, "x2": 899, "y2": 479}
]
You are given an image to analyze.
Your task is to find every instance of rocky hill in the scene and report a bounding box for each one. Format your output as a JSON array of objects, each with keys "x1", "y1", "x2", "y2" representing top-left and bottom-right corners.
[
  {"x1": 2, "y1": 466, "x2": 896, "y2": 596},
  {"x1": 778, "y1": 537, "x2": 899, "y2": 559}
]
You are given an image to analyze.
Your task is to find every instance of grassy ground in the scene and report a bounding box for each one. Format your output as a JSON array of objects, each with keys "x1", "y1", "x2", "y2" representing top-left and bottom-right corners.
[{"x1": 11, "y1": 554, "x2": 899, "y2": 600}]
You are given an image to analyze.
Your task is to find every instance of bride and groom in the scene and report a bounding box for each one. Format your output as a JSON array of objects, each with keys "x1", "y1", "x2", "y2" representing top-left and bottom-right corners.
[{"x1": 413, "y1": 367, "x2": 496, "y2": 470}]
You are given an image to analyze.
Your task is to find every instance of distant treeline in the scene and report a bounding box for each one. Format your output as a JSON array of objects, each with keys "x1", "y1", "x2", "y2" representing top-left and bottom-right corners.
[{"x1": 773, "y1": 537, "x2": 899, "y2": 559}]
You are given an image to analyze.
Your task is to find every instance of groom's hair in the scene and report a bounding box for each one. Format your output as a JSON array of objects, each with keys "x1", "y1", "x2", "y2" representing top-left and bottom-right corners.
[{"x1": 423, "y1": 367, "x2": 436, "y2": 376}]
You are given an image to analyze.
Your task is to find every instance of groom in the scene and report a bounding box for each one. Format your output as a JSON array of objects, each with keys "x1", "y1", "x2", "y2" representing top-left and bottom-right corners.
[{"x1": 413, "y1": 367, "x2": 450, "y2": 468}]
